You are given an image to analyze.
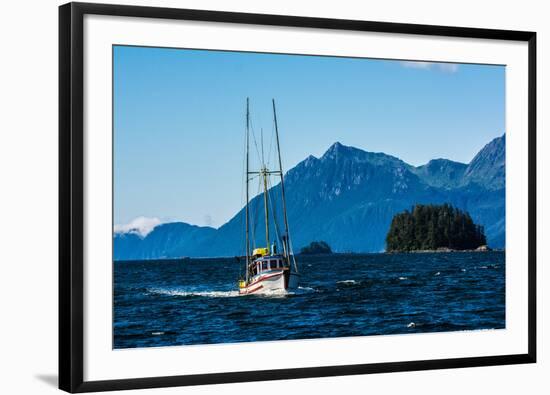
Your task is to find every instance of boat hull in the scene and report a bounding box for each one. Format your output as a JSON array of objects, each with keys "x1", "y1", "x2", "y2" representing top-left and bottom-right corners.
[{"x1": 239, "y1": 270, "x2": 299, "y2": 295}]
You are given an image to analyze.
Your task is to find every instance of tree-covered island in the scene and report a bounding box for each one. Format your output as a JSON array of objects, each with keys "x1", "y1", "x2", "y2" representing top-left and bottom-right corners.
[
  {"x1": 386, "y1": 204, "x2": 487, "y2": 252},
  {"x1": 300, "y1": 241, "x2": 333, "y2": 255}
]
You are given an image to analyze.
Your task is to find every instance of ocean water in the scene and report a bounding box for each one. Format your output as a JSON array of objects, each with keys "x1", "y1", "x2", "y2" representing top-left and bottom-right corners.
[{"x1": 114, "y1": 252, "x2": 505, "y2": 349}]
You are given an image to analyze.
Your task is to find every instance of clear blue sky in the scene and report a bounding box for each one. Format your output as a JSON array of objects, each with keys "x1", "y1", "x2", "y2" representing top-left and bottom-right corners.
[{"x1": 114, "y1": 45, "x2": 504, "y2": 228}]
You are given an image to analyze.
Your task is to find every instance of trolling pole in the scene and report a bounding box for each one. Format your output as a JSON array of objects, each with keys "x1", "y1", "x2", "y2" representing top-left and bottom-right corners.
[
  {"x1": 272, "y1": 99, "x2": 292, "y2": 267},
  {"x1": 245, "y1": 98, "x2": 250, "y2": 282}
]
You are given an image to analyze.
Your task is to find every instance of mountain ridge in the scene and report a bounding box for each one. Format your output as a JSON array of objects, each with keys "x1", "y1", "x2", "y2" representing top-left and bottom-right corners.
[{"x1": 114, "y1": 134, "x2": 505, "y2": 260}]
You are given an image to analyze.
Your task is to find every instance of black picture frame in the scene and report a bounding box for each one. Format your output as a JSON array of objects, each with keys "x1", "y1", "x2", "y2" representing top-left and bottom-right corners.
[{"x1": 59, "y1": 2, "x2": 537, "y2": 393}]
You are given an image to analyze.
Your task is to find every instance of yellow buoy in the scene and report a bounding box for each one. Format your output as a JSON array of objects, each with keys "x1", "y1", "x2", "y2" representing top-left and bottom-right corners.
[{"x1": 238, "y1": 279, "x2": 246, "y2": 289}]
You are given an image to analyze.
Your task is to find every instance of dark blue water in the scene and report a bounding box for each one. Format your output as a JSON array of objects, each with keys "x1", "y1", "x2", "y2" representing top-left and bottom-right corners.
[{"x1": 114, "y1": 252, "x2": 505, "y2": 349}]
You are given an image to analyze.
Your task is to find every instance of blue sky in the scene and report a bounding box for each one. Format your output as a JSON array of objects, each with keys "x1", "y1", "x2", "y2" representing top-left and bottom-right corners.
[{"x1": 113, "y1": 45, "x2": 505, "y2": 229}]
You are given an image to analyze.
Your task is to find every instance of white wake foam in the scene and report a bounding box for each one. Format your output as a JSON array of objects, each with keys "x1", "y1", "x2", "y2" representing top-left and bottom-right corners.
[
  {"x1": 259, "y1": 289, "x2": 291, "y2": 297},
  {"x1": 148, "y1": 288, "x2": 240, "y2": 298}
]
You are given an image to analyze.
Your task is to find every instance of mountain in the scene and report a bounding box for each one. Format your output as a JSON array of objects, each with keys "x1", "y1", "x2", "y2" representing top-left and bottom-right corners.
[
  {"x1": 411, "y1": 158, "x2": 467, "y2": 189},
  {"x1": 114, "y1": 134, "x2": 505, "y2": 260},
  {"x1": 114, "y1": 223, "x2": 216, "y2": 260},
  {"x1": 462, "y1": 134, "x2": 505, "y2": 190}
]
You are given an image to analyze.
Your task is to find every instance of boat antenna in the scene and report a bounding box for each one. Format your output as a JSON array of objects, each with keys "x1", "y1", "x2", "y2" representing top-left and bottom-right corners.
[
  {"x1": 245, "y1": 98, "x2": 250, "y2": 282},
  {"x1": 272, "y1": 99, "x2": 292, "y2": 266}
]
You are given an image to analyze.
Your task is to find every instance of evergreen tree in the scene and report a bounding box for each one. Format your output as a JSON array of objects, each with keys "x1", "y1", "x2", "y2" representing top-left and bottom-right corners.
[{"x1": 385, "y1": 204, "x2": 487, "y2": 252}]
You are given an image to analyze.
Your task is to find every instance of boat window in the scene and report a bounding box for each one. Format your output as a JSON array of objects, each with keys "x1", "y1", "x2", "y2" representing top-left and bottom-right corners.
[
  {"x1": 270, "y1": 260, "x2": 277, "y2": 269},
  {"x1": 262, "y1": 261, "x2": 268, "y2": 271},
  {"x1": 283, "y1": 260, "x2": 289, "y2": 267}
]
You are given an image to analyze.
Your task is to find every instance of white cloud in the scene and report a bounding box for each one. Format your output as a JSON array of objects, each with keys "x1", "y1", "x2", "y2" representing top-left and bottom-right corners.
[
  {"x1": 400, "y1": 61, "x2": 433, "y2": 70},
  {"x1": 437, "y1": 63, "x2": 459, "y2": 73},
  {"x1": 400, "y1": 61, "x2": 459, "y2": 73},
  {"x1": 114, "y1": 216, "x2": 162, "y2": 238}
]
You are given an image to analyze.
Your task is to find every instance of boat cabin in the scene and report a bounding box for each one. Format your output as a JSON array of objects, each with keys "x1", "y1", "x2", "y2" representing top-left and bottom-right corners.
[{"x1": 249, "y1": 256, "x2": 289, "y2": 276}]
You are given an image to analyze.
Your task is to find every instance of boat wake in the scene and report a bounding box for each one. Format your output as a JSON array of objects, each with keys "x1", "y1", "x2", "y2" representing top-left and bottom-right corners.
[
  {"x1": 147, "y1": 286, "x2": 308, "y2": 298},
  {"x1": 257, "y1": 289, "x2": 292, "y2": 298},
  {"x1": 147, "y1": 288, "x2": 241, "y2": 298}
]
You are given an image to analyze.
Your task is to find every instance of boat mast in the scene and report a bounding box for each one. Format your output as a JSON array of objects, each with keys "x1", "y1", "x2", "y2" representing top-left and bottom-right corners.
[
  {"x1": 245, "y1": 98, "x2": 250, "y2": 282},
  {"x1": 260, "y1": 126, "x2": 270, "y2": 252},
  {"x1": 272, "y1": 99, "x2": 291, "y2": 262},
  {"x1": 262, "y1": 165, "x2": 270, "y2": 252}
]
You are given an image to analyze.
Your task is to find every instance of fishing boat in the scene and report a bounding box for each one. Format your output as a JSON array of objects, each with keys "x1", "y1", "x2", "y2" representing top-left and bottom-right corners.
[{"x1": 238, "y1": 98, "x2": 299, "y2": 295}]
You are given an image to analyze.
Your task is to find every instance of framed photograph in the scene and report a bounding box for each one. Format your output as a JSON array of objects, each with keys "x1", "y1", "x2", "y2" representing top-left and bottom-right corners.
[{"x1": 59, "y1": 2, "x2": 536, "y2": 392}]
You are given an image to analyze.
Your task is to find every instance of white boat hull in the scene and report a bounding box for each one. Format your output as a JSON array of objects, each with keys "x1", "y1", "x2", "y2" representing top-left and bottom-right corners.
[{"x1": 239, "y1": 269, "x2": 299, "y2": 295}]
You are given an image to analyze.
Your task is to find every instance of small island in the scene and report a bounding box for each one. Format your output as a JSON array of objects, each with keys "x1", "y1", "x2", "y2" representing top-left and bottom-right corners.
[
  {"x1": 300, "y1": 241, "x2": 333, "y2": 255},
  {"x1": 386, "y1": 204, "x2": 487, "y2": 253}
]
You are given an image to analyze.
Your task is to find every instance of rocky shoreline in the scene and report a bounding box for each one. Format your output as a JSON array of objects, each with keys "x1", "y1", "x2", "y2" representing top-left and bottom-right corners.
[{"x1": 387, "y1": 245, "x2": 505, "y2": 254}]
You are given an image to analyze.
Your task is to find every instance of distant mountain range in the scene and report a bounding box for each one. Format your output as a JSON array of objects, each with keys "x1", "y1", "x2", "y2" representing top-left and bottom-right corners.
[{"x1": 114, "y1": 134, "x2": 505, "y2": 260}]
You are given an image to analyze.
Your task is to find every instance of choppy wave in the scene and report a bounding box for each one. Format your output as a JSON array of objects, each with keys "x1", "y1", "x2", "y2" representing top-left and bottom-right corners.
[
  {"x1": 115, "y1": 252, "x2": 505, "y2": 348},
  {"x1": 337, "y1": 280, "x2": 358, "y2": 285}
]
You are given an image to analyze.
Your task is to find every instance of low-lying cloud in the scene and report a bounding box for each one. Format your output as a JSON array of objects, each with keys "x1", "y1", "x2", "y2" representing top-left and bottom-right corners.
[{"x1": 114, "y1": 216, "x2": 162, "y2": 238}]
